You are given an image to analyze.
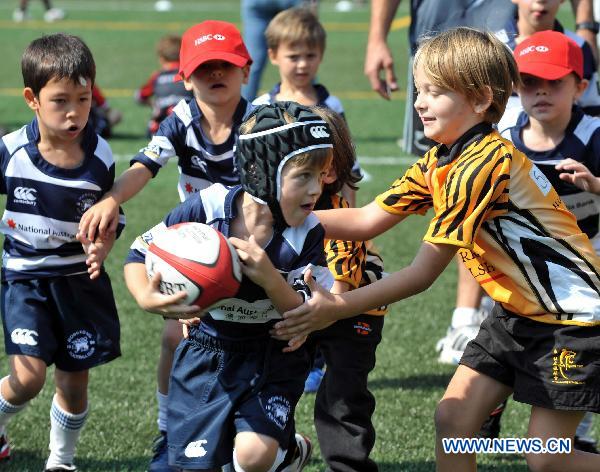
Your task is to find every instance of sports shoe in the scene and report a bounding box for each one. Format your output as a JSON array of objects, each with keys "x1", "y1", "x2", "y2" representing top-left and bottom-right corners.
[
  {"x1": 282, "y1": 433, "x2": 312, "y2": 471},
  {"x1": 435, "y1": 324, "x2": 481, "y2": 365},
  {"x1": 148, "y1": 431, "x2": 178, "y2": 472},
  {"x1": 304, "y1": 367, "x2": 324, "y2": 393},
  {"x1": 12, "y1": 8, "x2": 30, "y2": 22},
  {"x1": 44, "y1": 465, "x2": 77, "y2": 471},
  {"x1": 0, "y1": 429, "x2": 10, "y2": 461},
  {"x1": 574, "y1": 435, "x2": 599, "y2": 454},
  {"x1": 44, "y1": 8, "x2": 65, "y2": 22}
]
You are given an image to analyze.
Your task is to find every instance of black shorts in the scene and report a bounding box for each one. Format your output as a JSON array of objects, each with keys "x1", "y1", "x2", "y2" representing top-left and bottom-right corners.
[
  {"x1": 461, "y1": 304, "x2": 600, "y2": 413},
  {"x1": 1, "y1": 272, "x2": 121, "y2": 371},
  {"x1": 167, "y1": 329, "x2": 310, "y2": 470}
]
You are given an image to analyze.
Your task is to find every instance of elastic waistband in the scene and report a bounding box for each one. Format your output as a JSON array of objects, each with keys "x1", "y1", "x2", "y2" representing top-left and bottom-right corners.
[{"x1": 188, "y1": 328, "x2": 273, "y2": 353}]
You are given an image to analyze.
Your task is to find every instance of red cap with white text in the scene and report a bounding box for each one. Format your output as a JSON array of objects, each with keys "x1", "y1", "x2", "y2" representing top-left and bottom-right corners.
[
  {"x1": 514, "y1": 30, "x2": 583, "y2": 80},
  {"x1": 178, "y1": 20, "x2": 252, "y2": 80}
]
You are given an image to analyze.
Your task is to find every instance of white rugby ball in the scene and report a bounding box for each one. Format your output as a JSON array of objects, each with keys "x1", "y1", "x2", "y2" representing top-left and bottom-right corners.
[{"x1": 145, "y1": 222, "x2": 242, "y2": 308}]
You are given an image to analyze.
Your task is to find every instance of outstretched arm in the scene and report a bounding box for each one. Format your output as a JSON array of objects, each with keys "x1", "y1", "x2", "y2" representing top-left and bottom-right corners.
[
  {"x1": 316, "y1": 200, "x2": 405, "y2": 241},
  {"x1": 272, "y1": 241, "x2": 457, "y2": 347},
  {"x1": 364, "y1": 0, "x2": 402, "y2": 99},
  {"x1": 78, "y1": 163, "x2": 152, "y2": 241},
  {"x1": 555, "y1": 158, "x2": 600, "y2": 194}
]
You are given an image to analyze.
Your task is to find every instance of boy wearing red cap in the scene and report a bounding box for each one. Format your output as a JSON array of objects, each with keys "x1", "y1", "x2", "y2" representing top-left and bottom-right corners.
[{"x1": 78, "y1": 21, "x2": 254, "y2": 471}]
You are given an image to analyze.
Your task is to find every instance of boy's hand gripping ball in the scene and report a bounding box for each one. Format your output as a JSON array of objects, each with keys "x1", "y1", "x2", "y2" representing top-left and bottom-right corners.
[{"x1": 145, "y1": 223, "x2": 242, "y2": 308}]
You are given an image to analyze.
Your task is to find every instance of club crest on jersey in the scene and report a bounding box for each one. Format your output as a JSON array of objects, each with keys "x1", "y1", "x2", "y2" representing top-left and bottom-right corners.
[
  {"x1": 13, "y1": 186, "x2": 37, "y2": 206},
  {"x1": 354, "y1": 321, "x2": 372, "y2": 335},
  {"x1": 67, "y1": 330, "x2": 96, "y2": 360},
  {"x1": 263, "y1": 395, "x2": 291, "y2": 430},
  {"x1": 76, "y1": 192, "x2": 98, "y2": 216}
]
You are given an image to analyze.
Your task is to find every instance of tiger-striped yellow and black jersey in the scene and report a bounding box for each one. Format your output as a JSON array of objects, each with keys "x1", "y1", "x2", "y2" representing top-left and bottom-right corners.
[
  {"x1": 318, "y1": 193, "x2": 388, "y2": 316},
  {"x1": 376, "y1": 123, "x2": 600, "y2": 326}
]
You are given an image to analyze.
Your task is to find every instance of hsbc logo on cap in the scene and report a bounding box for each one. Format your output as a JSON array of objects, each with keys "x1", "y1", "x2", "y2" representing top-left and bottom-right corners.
[
  {"x1": 519, "y1": 45, "x2": 550, "y2": 56},
  {"x1": 310, "y1": 126, "x2": 329, "y2": 139},
  {"x1": 194, "y1": 34, "x2": 226, "y2": 46}
]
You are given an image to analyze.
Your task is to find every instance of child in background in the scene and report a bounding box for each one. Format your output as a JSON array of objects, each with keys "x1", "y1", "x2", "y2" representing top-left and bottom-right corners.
[
  {"x1": 89, "y1": 84, "x2": 122, "y2": 139},
  {"x1": 274, "y1": 28, "x2": 600, "y2": 471},
  {"x1": 78, "y1": 20, "x2": 253, "y2": 471},
  {"x1": 309, "y1": 106, "x2": 387, "y2": 472},
  {"x1": 13, "y1": 0, "x2": 64, "y2": 22},
  {"x1": 135, "y1": 34, "x2": 193, "y2": 137},
  {"x1": 0, "y1": 33, "x2": 124, "y2": 470},
  {"x1": 123, "y1": 102, "x2": 333, "y2": 471},
  {"x1": 499, "y1": 29, "x2": 600, "y2": 454}
]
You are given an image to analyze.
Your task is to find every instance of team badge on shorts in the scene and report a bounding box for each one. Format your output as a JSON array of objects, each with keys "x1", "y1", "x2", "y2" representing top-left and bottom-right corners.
[
  {"x1": 67, "y1": 330, "x2": 96, "y2": 360},
  {"x1": 263, "y1": 395, "x2": 291, "y2": 430},
  {"x1": 552, "y1": 348, "x2": 584, "y2": 385}
]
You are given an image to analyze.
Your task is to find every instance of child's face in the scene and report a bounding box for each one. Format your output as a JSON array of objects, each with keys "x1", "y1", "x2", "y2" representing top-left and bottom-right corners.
[
  {"x1": 268, "y1": 42, "x2": 323, "y2": 89},
  {"x1": 413, "y1": 64, "x2": 485, "y2": 146},
  {"x1": 518, "y1": 73, "x2": 586, "y2": 125},
  {"x1": 184, "y1": 60, "x2": 249, "y2": 105},
  {"x1": 24, "y1": 76, "x2": 92, "y2": 142},
  {"x1": 512, "y1": 0, "x2": 562, "y2": 32},
  {"x1": 279, "y1": 158, "x2": 328, "y2": 227}
]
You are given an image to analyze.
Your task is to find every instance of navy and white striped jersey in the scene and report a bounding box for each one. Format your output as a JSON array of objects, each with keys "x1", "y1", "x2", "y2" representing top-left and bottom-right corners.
[
  {"x1": 496, "y1": 20, "x2": 600, "y2": 115},
  {"x1": 132, "y1": 97, "x2": 253, "y2": 202},
  {"x1": 253, "y1": 83, "x2": 345, "y2": 118},
  {"x1": 498, "y1": 106, "x2": 600, "y2": 246},
  {"x1": 0, "y1": 119, "x2": 126, "y2": 281},
  {"x1": 127, "y1": 184, "x2": 333, "y2": 339}
]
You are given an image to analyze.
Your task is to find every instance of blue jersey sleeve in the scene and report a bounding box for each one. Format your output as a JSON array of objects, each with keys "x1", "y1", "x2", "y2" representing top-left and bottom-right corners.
[
  {"x1": 131, "y1": 113, "x2": 185, "y2": 177},
  {"x1": 0, "y1": 139, "x2": 9, "y2": 195}
]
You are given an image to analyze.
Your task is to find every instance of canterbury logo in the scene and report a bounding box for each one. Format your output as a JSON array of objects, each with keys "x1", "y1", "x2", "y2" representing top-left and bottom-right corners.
[
  {"x1": 14, "y1": 187, "x2": 37, "y2": 202},
  {"x1": 11, "y1": 328, "x2": 38, "y2": 346},
  {"x1": 310, "y1": 126, "x2": 330, "y2": 139}
]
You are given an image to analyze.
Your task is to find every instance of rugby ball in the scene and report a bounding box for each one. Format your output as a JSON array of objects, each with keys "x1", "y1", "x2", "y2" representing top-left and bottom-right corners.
[{"x1": 145, "y1": 222, "x2": 242, "y2": 308}]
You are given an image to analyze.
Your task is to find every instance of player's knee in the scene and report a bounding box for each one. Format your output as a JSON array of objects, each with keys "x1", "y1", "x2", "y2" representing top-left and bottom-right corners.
[
  {"x1": 434, "y1": 399, "x2": 470, "y2": 436},
  {"x1": 524, "y1": 452, "x2": 566, "y2": 472},
  {"x1": 7, "y1": 370, "x2": 45, "y2": 401},
  {"x1": 233, "y1": 442, "x2": 281, "y2": 472}
]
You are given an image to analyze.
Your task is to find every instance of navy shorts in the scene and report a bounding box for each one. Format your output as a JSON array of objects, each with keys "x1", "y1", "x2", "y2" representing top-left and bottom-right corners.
[
  {"x1": 461, "y1": 304, "x2": 600, "y2": 412},
  {"x1": 1, "y1": 272, "x2": 121, "y2": 371},
  {"x1": 167, "y1": 328, "x2": 310, "y2": 470}
]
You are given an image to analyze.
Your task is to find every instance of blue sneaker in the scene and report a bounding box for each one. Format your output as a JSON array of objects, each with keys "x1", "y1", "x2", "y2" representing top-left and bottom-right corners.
[
  {"x1": 304, "y1": 367, "x2": 324, "y2": 393},
  {"x1": 148, "y1": 431, "x2": 179, "y2": 472}
]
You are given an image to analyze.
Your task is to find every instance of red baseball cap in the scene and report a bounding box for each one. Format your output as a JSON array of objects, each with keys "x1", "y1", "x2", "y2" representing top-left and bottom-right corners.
[
  {"x1": 514, "y1": 30, "x2": 583, "y2": 80},
  {"x1": 177, "y1": 20, "x2": 252, "y2": 80}
]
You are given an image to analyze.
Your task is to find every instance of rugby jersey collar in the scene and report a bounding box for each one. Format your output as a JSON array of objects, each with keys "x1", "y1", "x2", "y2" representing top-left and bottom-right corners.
[
  {"x1": 189, "y1": 97, "x2": 249, "y2": 154},
  {"x1": 25, "y1": 118, "x2": 98, "y2": 176},
  {"x1": 435, "y1": 122, "x2": 493, "y2": 167},
  {"x1": 267, "y1": 83, "x2": 331, "y2": 105}
]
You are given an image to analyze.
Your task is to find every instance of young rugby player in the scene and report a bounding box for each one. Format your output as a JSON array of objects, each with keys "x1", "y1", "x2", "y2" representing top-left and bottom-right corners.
[
  {"x1": 123, "y1": 102, "x2": 332, "y2": 471},
  {"x1": 274, "y1": 27, "x2": 600, "y2": 471},
  {"x1": 0, "y1": 33, "x2": 124, "y2": 470},
  {"x1": 78, "y1": 20, "x2": 253, "y2": 471}
]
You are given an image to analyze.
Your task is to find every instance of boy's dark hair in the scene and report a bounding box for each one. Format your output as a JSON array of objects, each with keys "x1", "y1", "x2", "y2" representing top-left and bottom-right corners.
[
  {"x1": 156, "y1": 34, "x2": 182, "y2": 63},
  {"x1": 22, "y1": 33, "x2": 96, "y2": 96}
]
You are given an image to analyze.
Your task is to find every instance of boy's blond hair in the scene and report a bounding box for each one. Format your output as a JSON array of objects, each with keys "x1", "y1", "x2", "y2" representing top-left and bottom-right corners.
[
  {"x1": 265, "y1": 7, "x2": 326, "y2": 53},
  {"x1": 414, "y1": 27, "x2": 520, "y2": 123},
  {"x1": 156, "y1": 34, "x2": 181, "y2": 62}
]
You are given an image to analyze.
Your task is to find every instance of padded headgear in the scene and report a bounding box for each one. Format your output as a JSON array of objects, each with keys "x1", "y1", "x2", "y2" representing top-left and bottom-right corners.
[{"x1": 235, "y1": 102, "x2": 333, "y2": 229}]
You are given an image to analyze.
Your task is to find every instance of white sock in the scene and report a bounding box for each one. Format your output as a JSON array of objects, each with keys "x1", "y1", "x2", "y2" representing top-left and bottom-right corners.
[
  {"x1": 451, "y1": 307, "x2": 479, "y2": 328},
  {"x1": 46, "y1": 394, "x2": 88, "y2": 467},
  {"x1": 0, "y1": 376, "x2": 28, "y2": 429},
  {"x1": 157, "y1": 390, "x2": 168, "y2": 433}
]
